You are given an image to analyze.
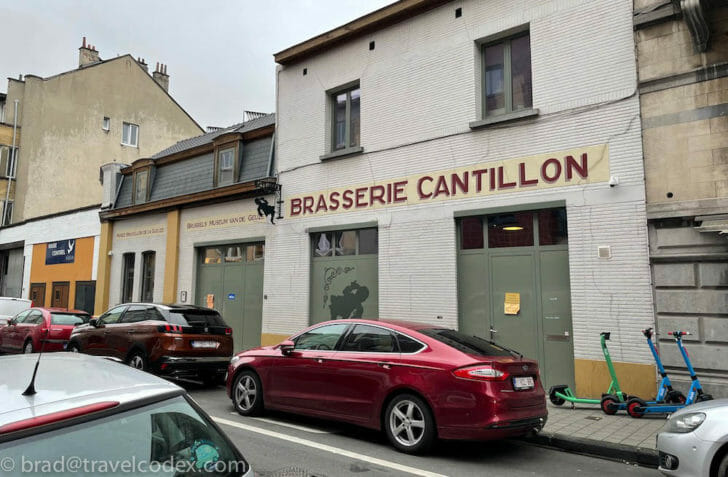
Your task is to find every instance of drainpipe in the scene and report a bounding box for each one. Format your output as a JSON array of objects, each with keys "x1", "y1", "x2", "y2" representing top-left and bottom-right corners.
[{"x1": 3, "y1": 99, "x2": 19, "y2": 225}]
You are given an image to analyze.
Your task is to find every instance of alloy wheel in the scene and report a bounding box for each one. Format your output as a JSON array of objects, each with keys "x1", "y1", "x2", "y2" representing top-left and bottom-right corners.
[
  {"x1": 235, "y1": 375, "x2": 257, "y2": 411},
  {"x1": 129, "y1": 355, "x2": 145, "y2": 369},
  {"x1": 389, "y1": 399, "x2": 426, "y2": 447},
  {"x1": 23, "y1": 342, "x2": 33, "y2": 354}
]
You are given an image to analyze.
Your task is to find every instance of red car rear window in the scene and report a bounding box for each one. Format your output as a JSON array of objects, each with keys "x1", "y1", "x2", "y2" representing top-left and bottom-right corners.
[
  {"x1": 419, "y1": 329, "x2": 513, "y2": 357},
  {"x1": 50, "y1": 313, "x2": 90, "y2": 325}
]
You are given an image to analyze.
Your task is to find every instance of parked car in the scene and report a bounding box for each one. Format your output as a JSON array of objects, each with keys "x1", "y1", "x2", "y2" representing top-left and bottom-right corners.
[
  {"x1": 657, "y1": 398, "x2": 728, "y2": 476},
  {"x1": 0, "y1": 297, "x2": 32, "y2": 327},
  {"x1": 0, "y1": 353, "x2": 252, "y2": 476},
  {"x1": 68, "y1": 303, "x2": 233, "y2": 385},
  {"x1": 0, "y1": 307, "x2": 90, "y2": 354},
  {"x1": 227, "y1": 319, "x2": 547, "y2": 453}
]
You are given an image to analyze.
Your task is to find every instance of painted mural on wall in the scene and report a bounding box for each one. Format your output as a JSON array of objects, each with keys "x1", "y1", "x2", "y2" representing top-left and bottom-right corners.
[
  {"x1": 255, "y1": 197, "x2": 276, "y2": 224},
  {"x1": 322, "y1": 266, "x2": 371, "y2": 319}
]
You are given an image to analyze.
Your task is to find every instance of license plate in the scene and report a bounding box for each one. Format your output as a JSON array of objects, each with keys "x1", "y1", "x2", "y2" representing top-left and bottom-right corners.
[
  {"x1": 513, "y1": 376, "x2": 534, "y2": 390},
  {"x1": 191, "y1": 341, "x2": 219, "y2": 349}
]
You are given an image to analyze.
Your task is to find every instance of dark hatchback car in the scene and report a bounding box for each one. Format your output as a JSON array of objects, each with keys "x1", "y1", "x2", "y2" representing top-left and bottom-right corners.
[
  {"x1": 69, "y1": 303, "x2": 233, "y2": 385},
  {"x1": 227, "y1": 319, "x2": 547, "y2": 454}
]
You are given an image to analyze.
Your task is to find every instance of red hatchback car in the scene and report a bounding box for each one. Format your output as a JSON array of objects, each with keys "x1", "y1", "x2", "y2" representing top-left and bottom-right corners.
[
  {"x1": 0, "y1": 307, "x2": 90, "y2": 354},
  {"x1": 226, "y1": 319, "x2": 547, "y2": 453}
]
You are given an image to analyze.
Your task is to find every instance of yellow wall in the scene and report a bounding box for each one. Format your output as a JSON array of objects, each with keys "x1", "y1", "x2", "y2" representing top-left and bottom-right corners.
[
  {"x1": 94, "y1": 222, "x2": 114, "y2": 315},
  {"x1": 261, "y1": 333, "x2": 290, "y2": 347},
  {"x1": 30, "y1": 236, "x2": 95, "y2": 308},
  {"x1": 163, "y1": 210, "x2": 180, "y2": 303},
  {"x1": 575, "y1": 358, "x2": 657, "y2": 399}
]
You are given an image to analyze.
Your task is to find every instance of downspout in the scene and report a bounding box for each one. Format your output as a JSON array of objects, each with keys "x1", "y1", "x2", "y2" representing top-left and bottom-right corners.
[{"x1": 3, "y1": 99, "x2": 19, "y2": 225}]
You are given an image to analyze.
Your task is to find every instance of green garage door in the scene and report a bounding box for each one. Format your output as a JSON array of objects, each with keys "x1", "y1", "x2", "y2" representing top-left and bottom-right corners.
[
  {"x1": 457, "y1": 209, "x2": 574, "y2": 389},
  {"x1": 310, "y1": 228, "x2": 378, "y2": 324},
  {"x1": 196, "y1": 243, "x2": 264, "y2": 352}
]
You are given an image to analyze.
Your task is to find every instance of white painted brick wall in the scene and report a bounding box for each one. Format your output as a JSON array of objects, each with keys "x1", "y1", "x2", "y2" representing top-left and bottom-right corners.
[{"x1": 271, "y1": 0, "x2": 654, "y2": 364}]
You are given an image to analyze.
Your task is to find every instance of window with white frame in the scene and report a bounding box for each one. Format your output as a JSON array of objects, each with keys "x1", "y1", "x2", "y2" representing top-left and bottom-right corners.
[
  {"x1": 331, "y1": 84, "x2": 360, "y2": 152},
  {"x1": 482, "y1": 32, "x2": 532, "y2": 117},
  {"x1": 102, "y1": 117, "x2": 110, "y2": 131},
  {"x1": 217, "y1": 147, "x2": 235, "y2": 186},
  {"x1": 0, "y1": 146, "x2": 17, "y2": 178},
  {"x1": 122, "y1": 122, "x2": 139, "y2": 147},
  {"x1": 1, "y1": 200, "x2": 13, "y2": 226},
  {"x1": 134, "y1": 170, "x2": 149, "y2": 204}
]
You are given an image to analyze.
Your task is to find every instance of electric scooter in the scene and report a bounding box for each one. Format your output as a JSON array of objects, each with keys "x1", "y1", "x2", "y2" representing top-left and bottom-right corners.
[
  {"x1": 625, "y1": 330, "x2": 713, "y2": 418},
  {"x1": 549, "y1": 332, "x2": 630, "y2": 408},
  {"x1": 600, "y1": 328, "x2": 685, "y2": 415}
]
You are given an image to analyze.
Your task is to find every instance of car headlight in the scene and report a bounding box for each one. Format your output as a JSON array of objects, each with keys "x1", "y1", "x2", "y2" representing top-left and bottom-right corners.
[
  {"x1": 230, "y1": 355, "x2": 240, "y2": 364},
  {"x1": 666, "y1": 412, "x2": 705, "y2": 433}
]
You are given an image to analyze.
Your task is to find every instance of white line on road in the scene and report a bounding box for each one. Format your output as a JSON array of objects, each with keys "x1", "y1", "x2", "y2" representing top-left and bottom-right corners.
[
  {"x1": 213, "y1": 416, "x2": 448, "y2": 477},
  {"x1": 228, "y1": 412, "x2": 331, "y2": 434}
]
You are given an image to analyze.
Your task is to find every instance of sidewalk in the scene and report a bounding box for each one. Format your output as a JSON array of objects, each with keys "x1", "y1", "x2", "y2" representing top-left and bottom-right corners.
[{"x1": 523, "y1": 402, "x2": 664, "y2": 467}]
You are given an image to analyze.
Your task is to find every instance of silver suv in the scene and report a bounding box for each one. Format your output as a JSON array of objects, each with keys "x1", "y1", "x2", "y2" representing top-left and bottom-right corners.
[{"x1": 0, "y1": 353, "x2": 251, "y2": 476}]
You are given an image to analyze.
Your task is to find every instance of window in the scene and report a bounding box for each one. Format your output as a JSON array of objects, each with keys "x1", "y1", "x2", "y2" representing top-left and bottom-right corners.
[
  {"x1": 331, "y1": 84, "x2": 360, "y2": 152},
  {"x1": 0, "y1": 146, "x2": 17, "y2": 178},
  {"x1": 102, "y1": 116, "x2": 110, "y2": 131},
  {"x1": 397, "y1": 333, "x2": 425, "y2": 353},
  {"x1": 483, "y1": 32, "x2": 532, "y2": 117},
  {"x1": 99, "y1": 306, "x2": 127, "y2": 325},
  {"x1": 121, "y1": 305, "x2": 149, "y2": 323},
  {"x1": 340, "y1": 324, "x2": 397, "y2": 353},
  {"x1": 134, "y1": 170, "x2": 149, "y2": 204},
  {"x1": 201, "y1": 243, "x2": 264, "y2": 265},
  {"x1": 51, "y1": 312, "x2": 90, "y2": 325},
  {"x1": 140, "y1": 251, "x2": 155, "y2": 302},
  {"x1": 1, "y1": 200, "x2": 12, "y2": 226},
  {"x1": 419, "y1": 328, "x2": 513, "y2": 357},
  {"x1": 121, "y1": 253, "x2": 135, "y2": 303},
  {"x1": 122, "y1": 122, "x2": 139, "y2": 147},
  {"x1": 217, "y1": 147, "x2": 235, "y2": 186},
  {"x1": 12, "y1": 310, "x2": 31, "y2": 323},
  {"x1": 294, "y1": 323, "x2": 349, "y2": 350},
  {"x1": 312, "y1": 228, "x2": 377, "y2": 257}
]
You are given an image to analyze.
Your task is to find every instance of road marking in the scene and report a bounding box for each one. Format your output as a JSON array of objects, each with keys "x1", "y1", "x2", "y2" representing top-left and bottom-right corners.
[
  {"x1": 228, "y1": 412, "x2": 330, "y2": 434},
  {"x1": 212, "y1": 416, "x2": 448, "y2": 477}
]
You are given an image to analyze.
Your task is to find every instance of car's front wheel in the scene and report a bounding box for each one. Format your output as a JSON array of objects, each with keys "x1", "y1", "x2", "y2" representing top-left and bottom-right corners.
[
  {"x1": 23, "y1": 340, "x2": 34, "y2": 354},
  {"x1": 67, "y1": 341, "x2": 81, "y2": 353},
  {"x1": 232, "y1": 370, "x2": 263, "y2": 416},
  {"x1": 384, "y1": 394, "x2": 435, "y2": 454}
]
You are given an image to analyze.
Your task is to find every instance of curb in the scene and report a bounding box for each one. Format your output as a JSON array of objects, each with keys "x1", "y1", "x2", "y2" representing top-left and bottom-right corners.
[{"x1": 522, "y1": 432, "x2": 659, "y2": 468}]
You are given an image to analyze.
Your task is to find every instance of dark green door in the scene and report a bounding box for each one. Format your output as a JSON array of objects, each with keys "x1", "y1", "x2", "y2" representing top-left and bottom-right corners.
[
  {"x1": 196, "y1": 243, "x2": 264, "y2": 352},
  {"x1": 539, "y1": 250, "x2": 574, "y2": 388}
]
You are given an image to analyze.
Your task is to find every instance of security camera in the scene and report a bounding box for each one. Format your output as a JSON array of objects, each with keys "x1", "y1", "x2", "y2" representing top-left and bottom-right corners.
[{"x1": 609, "y1": 175, "x2": 619, "y2": 187}]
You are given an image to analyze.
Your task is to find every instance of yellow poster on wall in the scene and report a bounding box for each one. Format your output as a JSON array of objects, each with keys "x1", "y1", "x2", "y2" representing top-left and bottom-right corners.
[
  {"x1": 206, "y1": 294, "x2": 214, "y2": 309},
  {"x1": 504, "y1": 293, "x2": 520, "y2": 315}
]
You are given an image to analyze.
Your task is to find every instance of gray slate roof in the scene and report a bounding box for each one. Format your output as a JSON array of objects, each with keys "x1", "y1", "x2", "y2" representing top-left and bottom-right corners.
[{"x1": 152, "y1": 113, "x2": 275, "y2": 159}]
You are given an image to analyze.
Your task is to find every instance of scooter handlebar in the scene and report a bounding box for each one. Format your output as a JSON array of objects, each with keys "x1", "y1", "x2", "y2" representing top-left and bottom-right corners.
[
  {"x1": 600, "y1": 332, "x2": 611, "y2": 340},
  {"x1": 642, "y1": 328, "x2": 653, "y2": 338},
  {"x1": 668, "y1": 331, "x2": 691, "y2": 336}
]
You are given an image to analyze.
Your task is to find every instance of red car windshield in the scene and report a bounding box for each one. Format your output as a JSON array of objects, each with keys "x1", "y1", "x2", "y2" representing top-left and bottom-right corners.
[
  {"x1": 50, "y1": 313, "x2": 90, "y2": 325},
  {"x1": 419, "y1": 329, "x2": 514, "y2": 357}
]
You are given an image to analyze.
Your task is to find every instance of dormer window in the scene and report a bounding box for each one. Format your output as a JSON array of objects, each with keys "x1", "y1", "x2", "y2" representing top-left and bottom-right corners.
[
  {"x1": 218, "y1": 147, "x2": 235, "y2": 186},
  {"x1": 133, "y1": 169, "x2": 149, "y2": 204}
]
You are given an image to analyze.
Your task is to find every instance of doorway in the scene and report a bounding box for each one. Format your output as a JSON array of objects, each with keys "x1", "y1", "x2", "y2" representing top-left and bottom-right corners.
[
  {"x1": 457, "y1": 208, "x2": 574, "y2": 389},
  {"x1": 51, "y1": 281, "x2": 70, "y2": 309},
  {"x1": 30, "y1": 283, "x2": 46, "y2": 307}
]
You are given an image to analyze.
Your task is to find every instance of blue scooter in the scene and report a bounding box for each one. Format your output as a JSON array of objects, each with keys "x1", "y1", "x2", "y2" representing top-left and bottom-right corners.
[
  {"x1": 600, "y1": 328, "x2": 685, "y2": 414},
  {"x1": 626, "y1": 330, "x2": 712, "y2": 418}
]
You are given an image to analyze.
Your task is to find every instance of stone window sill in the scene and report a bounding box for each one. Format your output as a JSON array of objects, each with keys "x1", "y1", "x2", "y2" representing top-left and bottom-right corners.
[
  {"x1": 469, "y1": 108, "x2": 539, "y2": 130},
  {"x1": 320, "y1": 146, "x2": 364, "y2": 161}
]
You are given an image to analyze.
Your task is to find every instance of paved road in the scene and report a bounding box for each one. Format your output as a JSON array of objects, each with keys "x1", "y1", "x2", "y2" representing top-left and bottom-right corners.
[{"x1": 187, "y1": 384, "x2": 657, "y2": 477}]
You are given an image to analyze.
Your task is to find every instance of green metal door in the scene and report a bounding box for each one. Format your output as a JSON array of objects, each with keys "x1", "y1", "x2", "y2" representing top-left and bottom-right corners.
[
  {"x1": 539, "y1": 250, "x2": 574, "y2": 388},
  {"x1": 489, "y1": 252, "x2": 539, "y2": 360},
  {"x1": 196, "y1": 244, "x2": 264, "y2": 352}
]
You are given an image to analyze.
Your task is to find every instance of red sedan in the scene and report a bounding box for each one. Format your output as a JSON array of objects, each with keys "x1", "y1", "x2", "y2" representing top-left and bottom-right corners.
[
  {"x1": 0, "y1": 307, "x2": 90, "y2": 354},
  {"x1": 226, "y1": 319, "x2": 547, "y2": 453}
]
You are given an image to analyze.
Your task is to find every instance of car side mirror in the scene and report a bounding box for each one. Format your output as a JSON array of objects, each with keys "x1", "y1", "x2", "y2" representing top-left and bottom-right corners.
[
  {"x1": 89, "y1": 318, "x2": 101, "y2": 328},
  {"x1": 279, "y1": 340, "x2": 295, "y2": 356},
  {"x1": 7, "y1": 319, "x2": 15, "y2": 326}
]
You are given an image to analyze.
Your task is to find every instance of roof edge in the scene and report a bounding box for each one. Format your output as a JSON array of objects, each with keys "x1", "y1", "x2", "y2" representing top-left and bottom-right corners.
[{"x1": 274, "y1": 0, "x2": 451, "y2": 65}]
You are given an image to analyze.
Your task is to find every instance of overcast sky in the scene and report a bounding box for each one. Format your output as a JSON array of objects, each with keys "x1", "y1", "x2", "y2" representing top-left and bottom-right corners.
[{"x1": 0, "y1": 0, "x2": 392, "y2": 129}]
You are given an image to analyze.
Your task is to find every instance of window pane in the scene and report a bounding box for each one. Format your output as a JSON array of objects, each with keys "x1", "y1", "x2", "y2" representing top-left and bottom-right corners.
[
  {"x1": 510, "y1": 34, "x2": 532, "y2": 111},
  {"x1": 313, "y1": 232, "x2": 333, "y2": 257},
  {"x1": 484, "y1": 43, "x2": 505, "y2": 115},
  {"x1": 134, "y1": 171, "x2": 148, "y2": 203},
  {"x1": 460, "y1": 217, "x2": 484, "y2": 249},
  {"x1": 202, "y1": 247, "x2": 223, "y2": 264},
  {"x1": 538, "y1": 208, "x2": 568, "y2": 245},
  {"x1": 487, "y1": 212, "x2": 534, "y2": 248},
  {"x1": 246, "y1": 243, "x2": 264, "y2": 262},
  {"x1": 294, "y1": 323, "x2": 349, "y2": 350},
  {"x1": 397, "y1": 333, "x2": 424, "y2": 353},
  {"x1": 349, "y1": 88, "x2": 360, "y2": 147},
  {"x1": 335, "y1": 231, "x2": 357, "y2": 256},
  {"x1": 141, "y1": 252, "x2": 155, "y2": 302},
  {"x1": 225, "y1": 246, "x2": 244, "y2": 263},
  {"x1": 358, "y1": 228, "x2": 378, "y2": 254},
  {"x1": 122, "y1": 253, "x2": 135, "y2": 303},
  {"x1": 334, "y1": 92, "x2": 347, "y2": 150},
  {"x1": 218, "y1": 148, "x2": 235, "y2": 185},
  {"x1": 130, "y1": 124, "x2": 138, "y2": 146},
  {"x1": 419, "y1": 328, "x2": 513, "y2": 357},
  {"x1": 340, "y1": 324, "x2": 396, "y2": 353},
  {"x1": 122, "y1": 123, "x2": 130, "y2": 144}
]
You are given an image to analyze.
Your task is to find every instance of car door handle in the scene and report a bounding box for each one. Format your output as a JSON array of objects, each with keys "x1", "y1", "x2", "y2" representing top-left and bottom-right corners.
[
  {"x1": 377, "y1": 363, "x2": 391, "y2": 369},
  {"x1": 103, "y1": 330, "x2": 110, "y2": 334},
  {"x1": 127, "y1": 330, "x2": 136, "y2": 334}
]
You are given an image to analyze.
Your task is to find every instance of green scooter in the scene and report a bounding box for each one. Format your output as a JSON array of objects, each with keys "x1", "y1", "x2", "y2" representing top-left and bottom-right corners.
[{"x1": 549, "y1": 332, "x2": 630, "y2": 408}]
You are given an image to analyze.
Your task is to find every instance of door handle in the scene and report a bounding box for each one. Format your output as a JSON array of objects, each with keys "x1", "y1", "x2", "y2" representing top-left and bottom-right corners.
[
  {"x1": 103, "y1": 330, "x2": 110, "y2": 335},
  {"x1": 377, "y1": 363, "x2": 391, "y2": 369},
  {"x1": 127, "y1": 329, "x2": 137, "y2": 334}
]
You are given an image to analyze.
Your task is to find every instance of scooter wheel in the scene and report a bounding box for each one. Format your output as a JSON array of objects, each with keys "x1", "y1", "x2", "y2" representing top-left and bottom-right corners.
[
  {"x1": 600, "y1": 395, "x2": 619, "y2": 415},
  {"x1": 549, "y1": 386, "x2": 567, "y2": 406},
  {"x1": 627, "y1": 398, "x2": 646, "y2": 418},
  {"x1": 666, "y1": 391, "x2": 686, "y2": 404},
  {"x1": 696, "y1": 393, "x2": 713, "y2": 402}
]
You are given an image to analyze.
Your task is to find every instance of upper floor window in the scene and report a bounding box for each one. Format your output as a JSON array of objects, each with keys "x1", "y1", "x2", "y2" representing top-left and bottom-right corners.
[
  {"x1": 483, "y1": 32, "x2": 532, "y2": 117},
  {"x1": 331, "y1": 84, "x2": 360, "y2": 152},
  {"x1": 0, "y1": 146, "x2": 17, "y2": 178},
  {"x1": 1, "y1": 200, "x2": 12, "y2": 226},
  {"x1": 102, "y1": 117, "x2": 110, "y2": 131},
  {"x1": 122, "y1": 122, "x2": 139, "y2": 147},
  {"x1": 217, "y1": 147, "x2": 235, "y2": 186},
  {"x1": 134, "y1": 170, "x2": 149, "y2": 204},
  {"x1": 312, "y1": 228, "x2": 377, "y2": 257}
]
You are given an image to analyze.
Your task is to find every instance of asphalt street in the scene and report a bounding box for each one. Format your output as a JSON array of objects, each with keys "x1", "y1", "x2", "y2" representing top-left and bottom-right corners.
[{"x1": 186, "y1": 384, "x2": 658, "y2": 477}]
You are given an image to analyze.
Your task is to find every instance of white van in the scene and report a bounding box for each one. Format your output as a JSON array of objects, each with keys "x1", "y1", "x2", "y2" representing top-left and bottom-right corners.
[{"x1": 0, "y1": 297, "x2": 32, "y2": 326}]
